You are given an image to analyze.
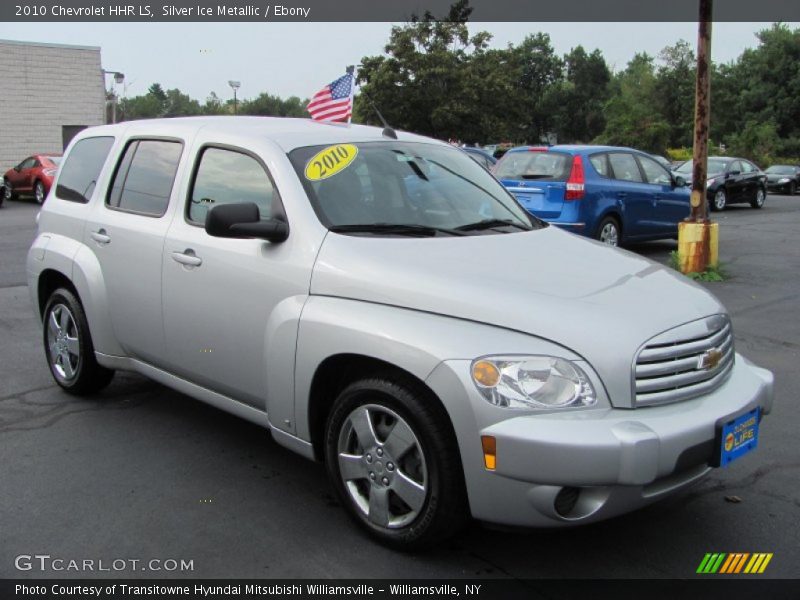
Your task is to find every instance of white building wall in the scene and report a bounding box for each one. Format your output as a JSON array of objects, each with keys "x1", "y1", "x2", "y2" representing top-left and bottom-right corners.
[{"x1": 0, "y1": 39, "x2": 105, "y2": 172}]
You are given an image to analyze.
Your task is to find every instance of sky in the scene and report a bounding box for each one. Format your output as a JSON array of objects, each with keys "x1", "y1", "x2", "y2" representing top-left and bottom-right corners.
[{"x1": 0, "y1": 21, "x2": 793, "y2": 103}]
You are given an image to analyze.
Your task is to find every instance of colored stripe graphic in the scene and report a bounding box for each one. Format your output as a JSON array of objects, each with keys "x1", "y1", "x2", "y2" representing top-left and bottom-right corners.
[
  {"x1": 700, "y1": 553, "x2": 774, "y2": 574},
  {"x1": 697, "y1": 553, "x2": 727, "y2": 573}
]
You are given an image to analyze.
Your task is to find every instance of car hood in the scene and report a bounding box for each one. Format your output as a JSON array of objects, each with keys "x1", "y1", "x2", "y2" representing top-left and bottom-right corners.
[
  {"x1": 766, "y1": 173, "x2": 791, "y2": 181},
  {"x1": 311, "y1": 226, "x2": 725, "y2": 407}
]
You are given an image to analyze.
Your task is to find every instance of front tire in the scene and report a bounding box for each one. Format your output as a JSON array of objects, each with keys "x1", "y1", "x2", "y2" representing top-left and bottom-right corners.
[
  {"x1": 789, "y1": 181, "x2": 796, "y2": 196},
  {"x1": 711, "y1": 188, "x2": 727, "y2": 211},
  {"x1": 34, "y1": 180, "x2": 46, "y2": 204},
  {"x1": 43, "y1": 288, "x2": 114, "y2": 395},
  {"x1": 324, "y1": 376, "x2": 467, "y2": 549},
  {"x1": 750, "y1": 187, "x2": 766, "y2": 209}
]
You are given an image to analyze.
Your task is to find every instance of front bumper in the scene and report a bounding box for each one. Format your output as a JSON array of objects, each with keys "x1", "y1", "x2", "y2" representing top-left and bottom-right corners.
[{"x1": 425, "y1": 354, "x2": 773, "y2": 527}]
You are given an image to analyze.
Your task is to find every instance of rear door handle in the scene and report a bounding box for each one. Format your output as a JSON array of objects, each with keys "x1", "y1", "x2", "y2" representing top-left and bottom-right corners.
[
  {"x1": 90, "y1": 229, "x2": 111, "y2": 245},
  {"x1": 171, "y1": 250, "x2": 202, "y2": 267}
]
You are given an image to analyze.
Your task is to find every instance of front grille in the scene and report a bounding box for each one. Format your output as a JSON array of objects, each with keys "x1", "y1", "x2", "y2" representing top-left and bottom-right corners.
[{"x1": 633, "y1": 315, "x2": 734, "y2": 407}]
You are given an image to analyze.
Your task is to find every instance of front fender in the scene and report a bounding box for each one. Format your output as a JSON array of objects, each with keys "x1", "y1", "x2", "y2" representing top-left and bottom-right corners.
[{"x1": 293, "y1": 296, "x2": 581, "y2": 443}]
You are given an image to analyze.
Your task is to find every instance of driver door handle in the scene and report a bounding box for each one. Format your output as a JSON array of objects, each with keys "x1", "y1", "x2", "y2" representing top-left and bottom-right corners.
[
  {"x1": 90, "y1": 229, "x2": 111, "y2": 245},
  {"x1": 171, "y1": 249, "x2": 202, "y2": 267}
]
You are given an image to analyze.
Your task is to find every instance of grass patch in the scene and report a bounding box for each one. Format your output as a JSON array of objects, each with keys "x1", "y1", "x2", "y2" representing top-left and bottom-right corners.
[{"x1": 669, "y1": 250, "x2": 728, "y2": 282}]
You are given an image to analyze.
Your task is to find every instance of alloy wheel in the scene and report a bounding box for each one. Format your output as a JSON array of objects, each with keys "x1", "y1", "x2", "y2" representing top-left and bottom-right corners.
[
  {"x1": 713, "y1": 189, "x2": 727, "y2": 210},
  {"x1": 336, "y1": 404, "x2": 428, "y2": 529},
  {"x1": 599, "y1": 222, "x2": 619, "y2": 246},
  {"x1": 755, "y1": 188, "x2": 765, "y2": 207},
  {"x1": 3, "y1": 183, "x2": 11, "y2": 201},
  {"x1": 35, "y1": 182, "x2": 45, "y2": 204},
  {"x1": 46, "y1": 303, "x2": 81, "y2": 381}
]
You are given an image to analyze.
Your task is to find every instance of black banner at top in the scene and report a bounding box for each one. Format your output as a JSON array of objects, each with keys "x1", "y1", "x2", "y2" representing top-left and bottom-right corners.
[{"x1": 2, "y1": 0, "x2": 800, "y2": 22}]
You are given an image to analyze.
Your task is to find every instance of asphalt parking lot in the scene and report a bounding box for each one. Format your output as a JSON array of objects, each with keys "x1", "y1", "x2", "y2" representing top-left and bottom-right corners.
[{"x1": 1, "y1": 196, "x2": 798, "y2": 579}]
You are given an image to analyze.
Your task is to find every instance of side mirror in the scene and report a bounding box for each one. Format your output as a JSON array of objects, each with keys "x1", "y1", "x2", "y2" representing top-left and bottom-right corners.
[
  {"x1": 205, "y1": 202, "x2": 289, "y2": 243},
  {"x1": 673, "y1": 175, "x2": 687, "y2": 188},
  {"x1": 13, "y1": 166, "x2": 21, "y2": 172}
]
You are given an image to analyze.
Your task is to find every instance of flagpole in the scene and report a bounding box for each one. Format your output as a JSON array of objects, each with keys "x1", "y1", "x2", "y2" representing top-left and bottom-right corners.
[{"x1": 346, "y1": 65, "x2": 355, "y2": 125}]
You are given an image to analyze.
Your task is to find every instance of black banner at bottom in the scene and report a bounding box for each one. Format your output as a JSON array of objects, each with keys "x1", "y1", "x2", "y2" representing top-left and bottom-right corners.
[{"x1": 3, "y1": 579, "x2": 800, "y2": 600}]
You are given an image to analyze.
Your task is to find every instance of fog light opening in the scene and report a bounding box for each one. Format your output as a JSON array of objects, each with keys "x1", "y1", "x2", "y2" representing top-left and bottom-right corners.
[{"x1": 554, "y1": 486, "x2": 580, "y2": 517}]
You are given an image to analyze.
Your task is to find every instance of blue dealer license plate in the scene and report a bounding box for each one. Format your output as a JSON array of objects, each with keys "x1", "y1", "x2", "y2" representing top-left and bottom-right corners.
[{"x1": 717, "y1": 408, "x2": 760, "y2": 467}]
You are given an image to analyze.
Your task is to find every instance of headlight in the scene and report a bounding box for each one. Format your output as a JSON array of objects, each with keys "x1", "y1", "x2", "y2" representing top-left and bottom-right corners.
[
  {"x1": 706, "y1": 177, "x2": 718, "y2": 186},
  {"x1": 778, "y1": 177, "x2": 790, "y2": 184},
  {"x1": 471, "y1": 356, "x2": 596, "y2": 409}
]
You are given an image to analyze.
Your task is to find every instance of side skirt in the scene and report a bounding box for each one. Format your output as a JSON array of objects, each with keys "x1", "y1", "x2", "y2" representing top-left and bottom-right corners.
[{"x1": 95, "y1": 352, "x2": 315, "y2": 460}]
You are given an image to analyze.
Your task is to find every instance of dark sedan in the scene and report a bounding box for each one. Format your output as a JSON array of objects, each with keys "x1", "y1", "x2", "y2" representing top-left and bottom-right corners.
[
  {"x1": 673, "y1": 156, "x2": 767, "y2": 211},
  {"x1": 765, "y1": 165, "x2": 800, "y2": 195}
]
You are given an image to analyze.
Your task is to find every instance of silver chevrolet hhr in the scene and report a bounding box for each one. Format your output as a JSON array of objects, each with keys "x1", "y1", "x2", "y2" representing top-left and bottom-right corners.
[{"x1": 27, "y1": 117, "x2": 773, "y2": 548}]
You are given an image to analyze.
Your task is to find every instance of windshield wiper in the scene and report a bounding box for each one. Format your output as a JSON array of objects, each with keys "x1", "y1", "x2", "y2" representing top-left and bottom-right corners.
[
  {"x1": 520, "y1": 174, "x2": 552, "y2": 180},
  {"x1": 455, "y1": 219, "x2": 531, "y2": 232},
  {"x1": 329, "y1": 223, "x2": 467, "y2": 237}
]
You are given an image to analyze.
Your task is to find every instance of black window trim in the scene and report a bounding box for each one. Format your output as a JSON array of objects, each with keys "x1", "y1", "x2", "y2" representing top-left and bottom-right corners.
[
  {"x1": 184, "y1": 142, "x2": 289, "y2": 231},
  {"x1": 104, "y1": 135, "x2": 185, "y2": 219},
  {"x1": 55, "y1": 135, "x2": 116, "y2": 204}
]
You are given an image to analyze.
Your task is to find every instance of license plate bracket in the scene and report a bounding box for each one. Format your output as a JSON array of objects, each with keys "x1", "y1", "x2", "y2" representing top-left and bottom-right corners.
[{"x1": 712, "y1": 407, "x2": 760, "y2": 467}]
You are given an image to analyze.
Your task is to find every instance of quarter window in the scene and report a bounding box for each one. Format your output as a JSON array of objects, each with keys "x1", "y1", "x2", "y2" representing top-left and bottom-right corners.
[
  {"x1": 589, "y1": 153, "x2": 610, "y2": 177},
  {"x1": 188, "y1": 147, "x2": 279, "y2": 225},
  {"x1": 56, "y1": 136, "x2": 114, "y2": 203},
  {"x1": 608, "y1": 153, "x2": 644, "y2": 183},
  {"x1": 107, "y1": 139, "x2": 182, "y2": 217}
]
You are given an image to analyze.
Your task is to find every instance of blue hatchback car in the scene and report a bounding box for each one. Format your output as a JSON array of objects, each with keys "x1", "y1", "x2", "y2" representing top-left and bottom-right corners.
[{"x1": 494, "y1": 145, "x2": 690, "y2": 246}]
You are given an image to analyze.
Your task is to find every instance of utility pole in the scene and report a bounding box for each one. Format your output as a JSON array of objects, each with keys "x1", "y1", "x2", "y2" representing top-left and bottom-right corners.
[{"x1": 678, "y1": 0, "x2": 718, "y2": 273}]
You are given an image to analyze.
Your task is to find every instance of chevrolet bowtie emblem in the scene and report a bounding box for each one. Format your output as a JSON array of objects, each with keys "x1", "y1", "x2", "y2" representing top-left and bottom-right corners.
[{"x1": 698, "y1": 348, "x2": 723, "y2": 370}]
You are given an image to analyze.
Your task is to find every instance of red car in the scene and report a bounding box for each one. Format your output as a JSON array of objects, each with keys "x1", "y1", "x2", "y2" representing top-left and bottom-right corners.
[{"x1": 2, "y1": 154, "x2": 62, "y2": 205}]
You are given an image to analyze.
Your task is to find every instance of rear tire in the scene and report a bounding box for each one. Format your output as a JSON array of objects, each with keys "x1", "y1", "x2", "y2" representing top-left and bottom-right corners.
[
  {"x1": 43, "y1": 288, "x2": 114, "y2": 395},
  {"x1": 596, "y1": 216, "x2": 621, "y2": 247},
  {"x1": 750, "y1": 187, "x2": 766, "y2": 209},
  {"x1": 324, "y1": 375, "x2": 467, "y2": 549}
]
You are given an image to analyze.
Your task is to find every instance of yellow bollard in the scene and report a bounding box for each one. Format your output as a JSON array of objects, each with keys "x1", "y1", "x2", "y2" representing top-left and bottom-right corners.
[{"x1": 677, "y1": 221, "x2": 718, "y2": 274}]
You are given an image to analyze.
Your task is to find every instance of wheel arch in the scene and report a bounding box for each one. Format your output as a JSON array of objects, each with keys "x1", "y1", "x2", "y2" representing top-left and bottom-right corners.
[{"x1": 306, "y1": 353, "x2": 452, "y2": 462}]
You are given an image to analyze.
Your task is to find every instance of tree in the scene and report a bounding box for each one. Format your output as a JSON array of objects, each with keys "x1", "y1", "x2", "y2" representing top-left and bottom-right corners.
[
  {"x1": 240, "y1": 93, "x2": 308, "y2": 117},
  {"x1": 595, "y1": 53, "x2": 670, "y2": 153},
  {"x1": 655, "y1": 40, "x2": 696, "y2": 148},
  {"x1": 355, "y1": 0, "x2": 496, "y2": 141},
  {"x1": 551, "y1": 46, "x2": 610, "y2": 143}
]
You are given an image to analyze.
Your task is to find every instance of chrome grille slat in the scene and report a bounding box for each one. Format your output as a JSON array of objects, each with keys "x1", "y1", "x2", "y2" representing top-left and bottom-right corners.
[
  {"x1": 633, "y1": 315, "x2": 734, "y2": 407},
  {"x1": 637, "y1": 324, "x2": 730, "y2": 362},
  {"x1": 635, "y1": 335, "x2": 733, "y2": 378}
]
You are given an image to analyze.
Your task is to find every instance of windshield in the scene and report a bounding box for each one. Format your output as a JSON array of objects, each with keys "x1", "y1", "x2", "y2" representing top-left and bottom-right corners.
[
  {"x1": 494, "y1": 150, "x2": 570, "y2": 181},
  {"x1": 676, "y1": 159, "x2": 729, "y2": 174},
  {"x1": 766, "y1": 166, "x2": 794, "y2": 174},
  {"x1": 288, "y1": 141, "x2": 538, "y2": 236}
]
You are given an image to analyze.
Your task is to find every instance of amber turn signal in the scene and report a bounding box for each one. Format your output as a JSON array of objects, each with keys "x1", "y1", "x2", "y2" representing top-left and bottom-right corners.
[{"x1": 481, "y1": 435, "x2": 497, "y2": 470}]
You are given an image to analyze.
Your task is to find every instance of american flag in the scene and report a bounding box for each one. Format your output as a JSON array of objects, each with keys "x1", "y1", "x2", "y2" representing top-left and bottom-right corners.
[{"x1": 307, "y1": 73, "x2": 354, "y2": 122}]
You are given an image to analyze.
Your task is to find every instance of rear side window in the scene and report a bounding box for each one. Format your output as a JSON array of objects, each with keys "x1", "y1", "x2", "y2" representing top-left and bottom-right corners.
[
  {"x1": 107, "y1": 139, "x2": 183, "y2": 217},
  {"x1": 608, "y1": 153, "x2": 644, "y2": 183},
  {"x1": 56, "y1": 136, "x2": 114, "y2": 203},
  {"x1": 494, "y1": 151, "x2": 570, "y2": 181},
  {"x1": 187, "y1": 147, "x2": 279, "y2": 225}
]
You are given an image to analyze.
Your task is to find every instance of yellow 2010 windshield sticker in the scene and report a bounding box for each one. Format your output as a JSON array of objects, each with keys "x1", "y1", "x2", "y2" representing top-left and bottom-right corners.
[{"x1": 304, "y1": 144, "x2": 359, "y2": 181}]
